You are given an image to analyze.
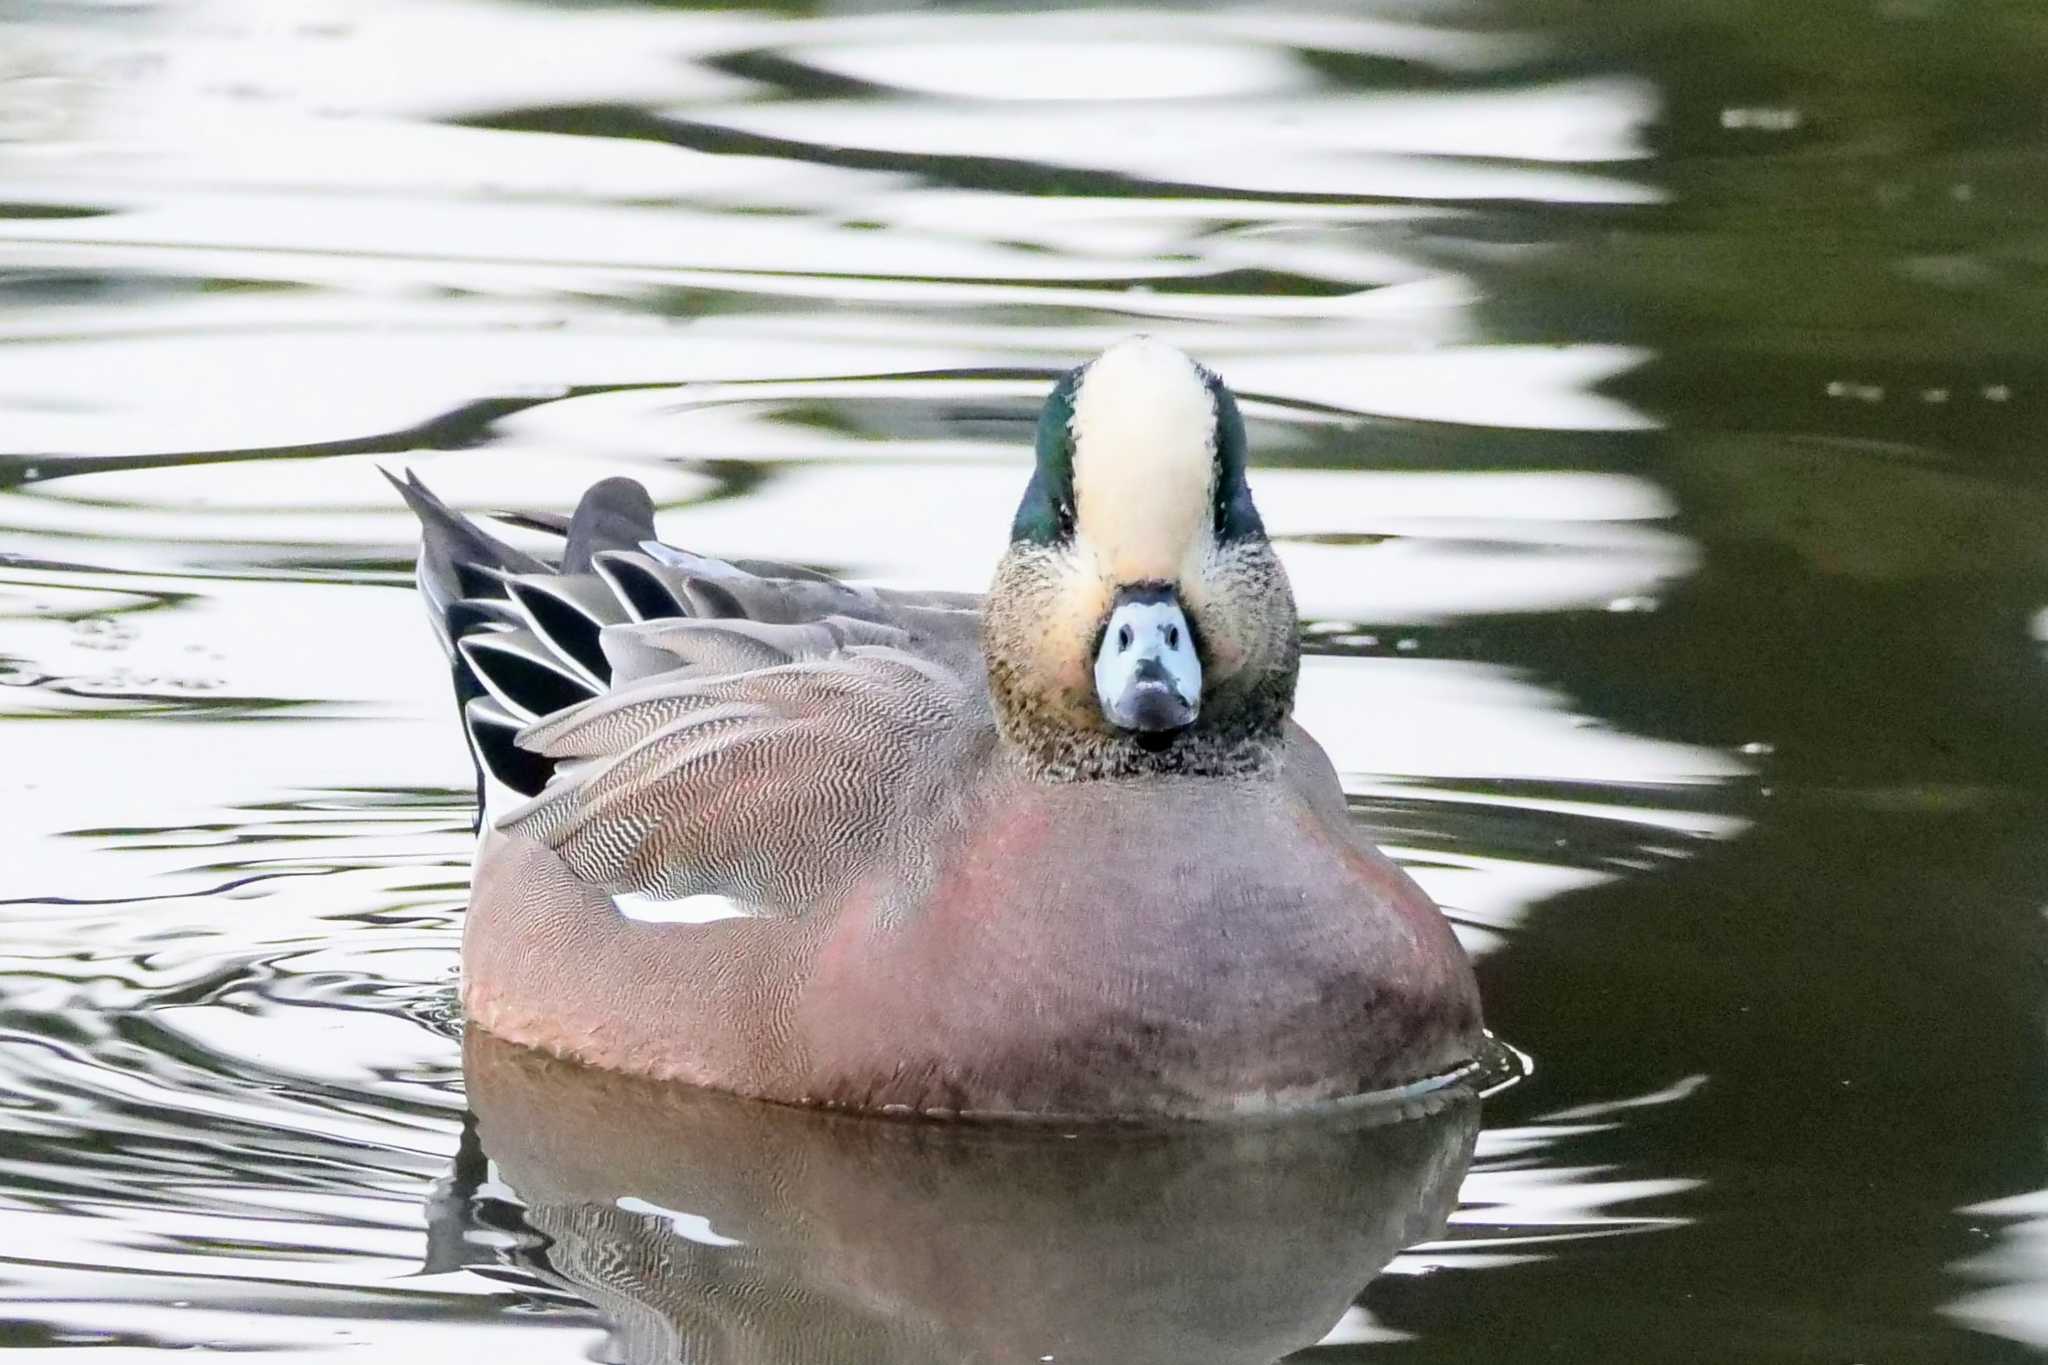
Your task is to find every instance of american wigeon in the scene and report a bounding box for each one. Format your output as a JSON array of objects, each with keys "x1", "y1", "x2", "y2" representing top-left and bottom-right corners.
[{"x1": 394, "y1": 337, "x2": 1483, "y2": 1119}]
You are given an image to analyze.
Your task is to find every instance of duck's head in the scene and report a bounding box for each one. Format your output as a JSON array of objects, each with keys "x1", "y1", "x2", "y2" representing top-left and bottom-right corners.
[{"x1": 985, "y1": 338, "x2": 1299, "y2": 779}]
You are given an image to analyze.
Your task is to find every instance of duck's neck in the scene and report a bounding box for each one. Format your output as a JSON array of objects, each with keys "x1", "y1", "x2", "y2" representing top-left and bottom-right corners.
[{"x1": 991, "y1": 692, "x2": 1291, "y2": 783}]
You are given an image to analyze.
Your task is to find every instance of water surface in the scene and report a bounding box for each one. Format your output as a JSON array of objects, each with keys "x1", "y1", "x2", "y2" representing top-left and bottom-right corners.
[{"x1": 2, "y1": 0, "x2": 2045, "y2": 1359}]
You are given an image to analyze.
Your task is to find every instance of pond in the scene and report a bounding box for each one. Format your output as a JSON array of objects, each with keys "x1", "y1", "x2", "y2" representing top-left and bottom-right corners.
[{"x1": 2, "y1": 0, "x2": 2045, "y2": 1359}]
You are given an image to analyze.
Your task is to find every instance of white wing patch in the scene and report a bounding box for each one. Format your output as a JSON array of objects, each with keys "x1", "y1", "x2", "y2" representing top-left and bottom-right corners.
[{"x1": 611, "y1": 891, "x2": 756, "y2": 924}]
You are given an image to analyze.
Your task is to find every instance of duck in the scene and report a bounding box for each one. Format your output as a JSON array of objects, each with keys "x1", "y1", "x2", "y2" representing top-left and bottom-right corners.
[{"x1": 392, "y1": 336, "x2": 1482, "y2": 1120}]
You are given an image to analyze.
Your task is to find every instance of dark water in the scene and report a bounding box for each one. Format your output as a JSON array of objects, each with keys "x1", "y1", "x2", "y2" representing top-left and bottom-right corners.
[{"x1": 3, "y1": 0, "x2": 2045, "y2": 1359}]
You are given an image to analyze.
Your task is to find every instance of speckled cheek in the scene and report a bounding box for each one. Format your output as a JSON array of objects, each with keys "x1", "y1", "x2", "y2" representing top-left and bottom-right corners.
[
  {"x1": 1181, "y1": 575, "x2": 1250, "y2": 679},
  {"x1": 1039, "y1": 559, "x2": 1114, "y2": 717}
]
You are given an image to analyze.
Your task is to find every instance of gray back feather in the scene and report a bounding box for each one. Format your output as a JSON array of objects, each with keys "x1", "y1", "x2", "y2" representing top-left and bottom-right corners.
[{"x1": 393, "y1": 471, "x2": 988, "y2": 911}]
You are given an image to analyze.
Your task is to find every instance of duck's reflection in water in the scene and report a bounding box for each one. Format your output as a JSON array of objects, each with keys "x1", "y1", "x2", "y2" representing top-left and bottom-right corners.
[{"x1": 461, "y1": 1032, "x2": 1478, "y2": 1365}]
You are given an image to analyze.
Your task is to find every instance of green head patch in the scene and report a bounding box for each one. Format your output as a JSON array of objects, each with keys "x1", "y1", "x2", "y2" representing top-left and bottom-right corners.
[{"x1": 1010, "y1": 363, "x2": 1084, "y2": 546}]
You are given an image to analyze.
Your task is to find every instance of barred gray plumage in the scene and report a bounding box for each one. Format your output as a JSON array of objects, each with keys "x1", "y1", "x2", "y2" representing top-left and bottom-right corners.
[{"x1": 386, "y1": 468, "x2": 985, "y2": 914}]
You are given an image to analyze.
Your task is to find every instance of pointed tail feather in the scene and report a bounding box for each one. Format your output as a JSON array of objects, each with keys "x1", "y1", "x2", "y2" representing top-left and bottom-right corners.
[{"x1": 386, "y1": 468, "x2": 664, "y2": 819}]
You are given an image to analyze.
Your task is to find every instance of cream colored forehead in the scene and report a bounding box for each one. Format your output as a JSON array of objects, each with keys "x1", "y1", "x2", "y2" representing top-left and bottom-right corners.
[{"x1": 1068, "y1": 340, "x2": 1218, "y2": 580}]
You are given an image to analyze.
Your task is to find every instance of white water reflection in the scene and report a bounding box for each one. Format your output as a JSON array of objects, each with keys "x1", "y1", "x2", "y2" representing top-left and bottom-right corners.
[
  {"x1": 690, "y1": 79, "x2": 1660, "y2": 202},
  {"x1": 1387, "y1": 1078, "x2": 1713, "y2": 1279},
  {"x1": 803, "y1": 35, "x2": 1308, "y2": 102},
  {"x1": 1946, "y1": 1187, "x2": 2048, "y2": 1350}
]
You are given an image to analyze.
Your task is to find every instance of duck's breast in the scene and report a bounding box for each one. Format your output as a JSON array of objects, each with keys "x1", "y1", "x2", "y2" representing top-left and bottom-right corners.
[{"x1": 798, "y1": 771, "x2": 1482, "y2": 1118}]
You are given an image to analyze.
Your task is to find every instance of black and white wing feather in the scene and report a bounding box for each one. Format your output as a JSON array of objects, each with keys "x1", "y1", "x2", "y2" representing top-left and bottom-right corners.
[{"x1": 390, "y1": 470, "x2": 985, "y2": 910}]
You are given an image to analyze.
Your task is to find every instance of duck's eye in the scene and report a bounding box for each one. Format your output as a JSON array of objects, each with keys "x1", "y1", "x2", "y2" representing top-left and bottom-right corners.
[
  {"x1": 1057, "y1": 499, "x2": 1075, "y2": 537},
  {"x1": 1116, "y1": 623, "x2": 1134, "y2": 651}
]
